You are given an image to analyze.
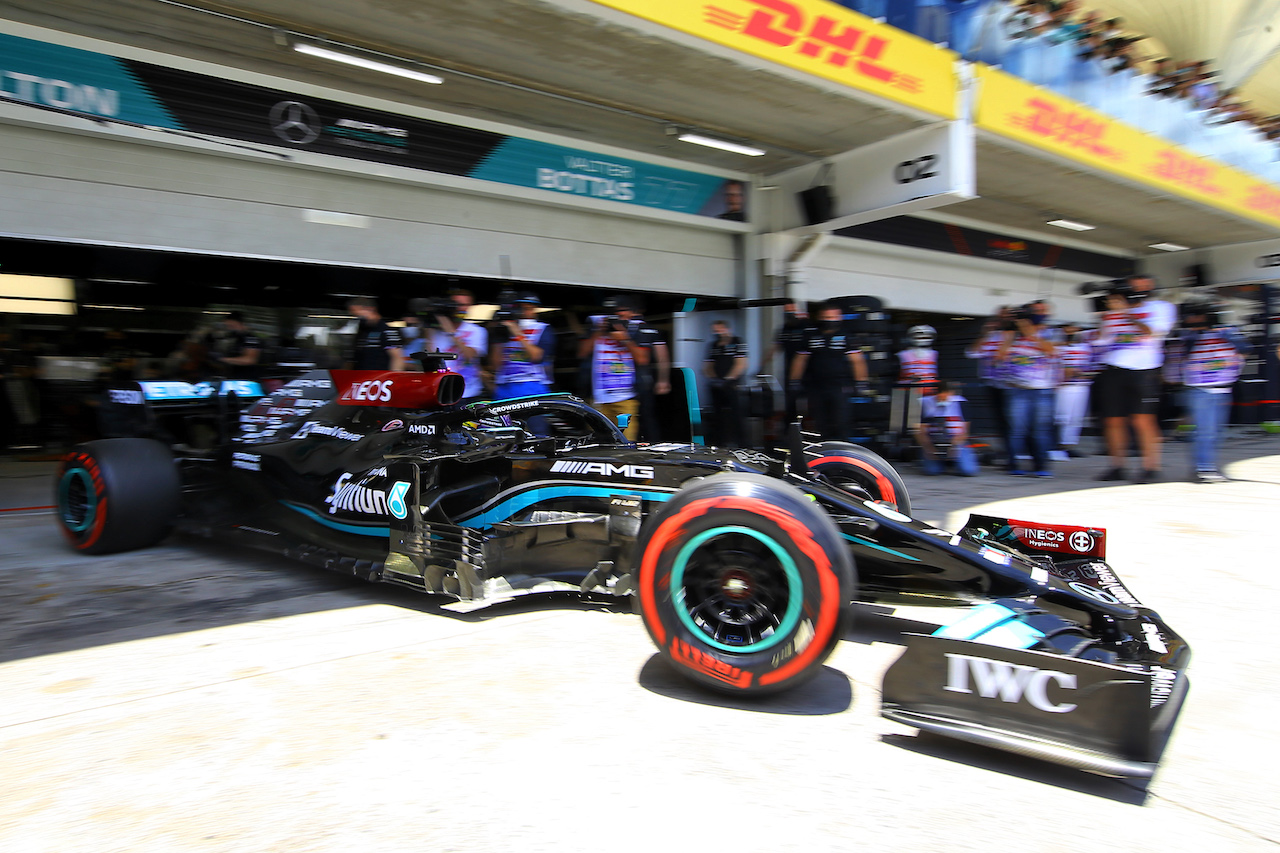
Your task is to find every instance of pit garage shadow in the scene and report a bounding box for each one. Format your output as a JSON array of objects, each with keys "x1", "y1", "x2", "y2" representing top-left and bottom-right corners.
[
  {"x1": 0, "y1": 521, "x2": 653, "y2": 663},
  {"x1": 637, "y1": 655, "x2": 853, "y2": 716}
]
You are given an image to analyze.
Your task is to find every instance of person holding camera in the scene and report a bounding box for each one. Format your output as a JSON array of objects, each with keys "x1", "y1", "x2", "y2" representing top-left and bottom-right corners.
[
  {"x1": 578, "y1": 298, "x2": 652, "y2": 441},
  {"x1": 704, "y1": 320, "x2": 748, "y2": 448},
  {"x1": 966, "y1": 305, "x2": 1015, "y2": 466},
  {"x1": 788, "y1": 302, "x2": 869, "y2": 442},
  {"x1": 426, "y1": 289, "x2": 488, "y2": 403},
  {"x1": 996, "y1": 301, "x2": 1058, "y2": 477},
  {"x1": 612, "y1": 296, "x2": 669, "y2": 442},
  {"x1": 1090, "y1": 275, "x2": 1176, "y2": 482},
  {"x1": 1053, "y1": 322, "x2": 1094, "y2": 458},
  {"x1": 490, "y1": 293, "x2": 554, "y2": 400},
  {"x1": 1171, "y1": 296, "x2": 1246, "y2": 483}
]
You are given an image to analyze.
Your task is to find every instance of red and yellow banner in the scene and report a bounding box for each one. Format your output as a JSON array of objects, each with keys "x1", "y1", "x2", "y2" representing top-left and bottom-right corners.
[
  {"x1": 975, "y1": 65, "x2": 1280, "y2": 230},
  {"x1": 589, "y1": 0, "x2": 957, "y2": 119}
]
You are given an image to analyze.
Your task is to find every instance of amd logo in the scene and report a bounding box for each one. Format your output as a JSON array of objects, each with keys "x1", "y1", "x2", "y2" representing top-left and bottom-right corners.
[{"x1": 944, "y1": 653, "x2": 1078, "y2": 713}]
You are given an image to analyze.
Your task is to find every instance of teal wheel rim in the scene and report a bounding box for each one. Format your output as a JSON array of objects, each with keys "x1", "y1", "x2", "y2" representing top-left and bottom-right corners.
[
  {"x1": 59, "y1": 467, "x2": 97, "y2": 533},
  {"x1": 671, "y1": 524, "x2": 802, "y2": 653}
]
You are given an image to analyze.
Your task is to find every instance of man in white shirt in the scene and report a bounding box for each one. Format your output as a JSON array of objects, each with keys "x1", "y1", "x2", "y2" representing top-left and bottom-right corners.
[{"x1": 1090, "y1": 275, "x2": 1177, "y2": 483}]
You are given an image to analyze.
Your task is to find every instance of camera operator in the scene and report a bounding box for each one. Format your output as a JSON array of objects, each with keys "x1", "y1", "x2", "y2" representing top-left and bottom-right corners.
[
  {"x1": 1172, "y1": 296, "x2": 1246, "y2": 483},
  {"x1": 788, "y1": 302, "x2": 869, "y2": 441},
  {"x1": 1088, "y1": 275, "x2": 1176, "y2": 482},
  {"x1": 995, "y1": 301, "x2": 1058, "y2": 477},
  {"x1": 423, "y1": 289, "x2": 487, "y2": 403},
  {"x1": 965, "y1": 305, "x2": 1015, "y2": 466},
  {"x1": 704, "y1": 319, "x2": 748, "y2": 447},
  {"x1": 490, "y1": 292, "x2": 554, "y2": 399},
  {"x1": 614, "y1": 296, "x2": 669, "y2": 442},
  {"x1": 578, "y1": 297, "x2": 652, "y2": 441}
]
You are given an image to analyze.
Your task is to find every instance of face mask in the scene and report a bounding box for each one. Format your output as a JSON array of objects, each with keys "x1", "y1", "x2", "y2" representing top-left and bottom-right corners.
[
  {"x1": 1029, "y1": 313, "x2": 1047, "y2": 326},
  {"x1": 822, "y1": 320, "x2": 840, "y2": 331},
  {"x1": 402, "y1": 326, "x2": 419, "y2": 339}
]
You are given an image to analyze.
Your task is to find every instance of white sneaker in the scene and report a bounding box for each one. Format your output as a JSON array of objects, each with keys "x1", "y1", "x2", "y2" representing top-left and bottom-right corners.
[{"x1": 1048, "y1": 450, "x2": 1068, "y2": 462}]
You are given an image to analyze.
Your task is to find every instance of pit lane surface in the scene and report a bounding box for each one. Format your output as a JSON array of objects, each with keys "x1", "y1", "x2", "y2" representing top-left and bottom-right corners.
[{"x1": 2, "y1": 437, "x2": 1278, "y2": 852}]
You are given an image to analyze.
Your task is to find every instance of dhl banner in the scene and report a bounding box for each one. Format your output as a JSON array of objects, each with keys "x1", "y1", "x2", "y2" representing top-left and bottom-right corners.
[
  {"x1": 589, "y1": 0, "x2": 957, "y2": 119},
  {"x1": 975, "y1": 65, "x2": 1280, "y2": 231}
]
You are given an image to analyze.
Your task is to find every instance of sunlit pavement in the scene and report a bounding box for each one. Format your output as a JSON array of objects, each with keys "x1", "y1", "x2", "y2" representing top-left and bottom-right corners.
[{"x1": 1, "y1": 431, "x2": 1277, "y2": 852}]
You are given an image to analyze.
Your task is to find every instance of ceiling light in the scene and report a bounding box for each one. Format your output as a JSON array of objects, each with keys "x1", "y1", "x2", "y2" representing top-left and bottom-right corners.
[
  {"x1": 676, "y1": 132, "x2": 766, "y2": 157},
  {"x1": 1149, "y1": 242, "x2": 1190, "y2": 252},
  {"x1": 293, "y1": 43, "x2": 444, "y2": 85},
  {"x1": 1046, "y1": 218, "x2": 1095, "y2": 231},
  {"x1": 82, "y1": 304, "x2": 145, "y2": 311}
]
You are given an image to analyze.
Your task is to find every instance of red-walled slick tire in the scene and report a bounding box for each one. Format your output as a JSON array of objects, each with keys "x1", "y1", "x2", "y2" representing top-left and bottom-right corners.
[
  {"x1": 55, "y1": 439, "x2": 180, "y2": 555},
  {"x1": 635, "y1": 473, "x2": 854, "y2": 696},
  {"x1": 807, "y1": 441, "x2": 911, "y2": 516}
]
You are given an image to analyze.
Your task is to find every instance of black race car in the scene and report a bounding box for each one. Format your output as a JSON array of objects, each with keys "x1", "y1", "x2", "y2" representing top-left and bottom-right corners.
[{"x1": 56, "y1": 359, "x2": 1189, "y2": 778}]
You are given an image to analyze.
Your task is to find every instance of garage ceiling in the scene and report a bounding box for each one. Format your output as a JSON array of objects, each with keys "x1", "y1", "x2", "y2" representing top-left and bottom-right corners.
[{"x1": 3, "y1": 0, "x2": 1279, "y2": 255}]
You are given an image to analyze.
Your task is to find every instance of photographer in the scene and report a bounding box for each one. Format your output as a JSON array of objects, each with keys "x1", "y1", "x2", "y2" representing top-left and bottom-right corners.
[
  {"x1": 1172, "y1": 296, "x2": 1246, "y2": 483},
  {"x1": 1088, "y1": 275, "x2": 1176, "y2": 482},
  {"x1": 613, "y1": 296, "x2": 669, "y2": 442},
  {"x1": 788, "y1": 302, "x2": 869, "y2": 441},
  {"x1": 578, "y1": 297, "x2": 652, "y2": 441},
  {"x1": 704, "y1": 319, "x2": 747, "y2": 448},
  {"x1": 965, "y1": 305, "x2": 1014, "y2": 466},
  {"x1": 995, "y1": 301, "x2": 1058, "y2": 477},
  {"x1": 423, "y1": 289, "x2": 487, "y2": 403},
  {"x1": 490, "y1": 292, "x2": 554, "y2": 400}
]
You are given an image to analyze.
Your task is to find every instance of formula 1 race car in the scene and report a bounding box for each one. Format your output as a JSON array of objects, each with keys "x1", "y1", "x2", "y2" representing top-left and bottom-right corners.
[{"x1": 56, "y1": 358, "x2": 1189, "y2": 778}]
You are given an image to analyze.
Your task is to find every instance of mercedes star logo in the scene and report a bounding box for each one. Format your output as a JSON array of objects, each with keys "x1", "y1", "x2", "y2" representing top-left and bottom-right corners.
[
  {"x1": 1069, "y1": 530, "x2": 1094, "y2": 552},
  {"x1": 269, "y1": 101, "x2": 321, "y2": 144}
]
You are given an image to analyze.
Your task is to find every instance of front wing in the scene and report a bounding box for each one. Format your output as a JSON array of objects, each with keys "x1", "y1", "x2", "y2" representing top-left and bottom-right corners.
[{"x1": 882, "y1": 633, "x2": 1188, "y2": 778}]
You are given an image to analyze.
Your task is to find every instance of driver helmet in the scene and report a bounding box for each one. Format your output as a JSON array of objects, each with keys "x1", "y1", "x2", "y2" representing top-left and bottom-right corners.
[{"x1": 906, "y1": 324, "x2": 936, "y2": 348}]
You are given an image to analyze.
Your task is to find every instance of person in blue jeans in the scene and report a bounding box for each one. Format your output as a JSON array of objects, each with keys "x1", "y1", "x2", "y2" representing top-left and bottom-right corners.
[
  {"x1": 1172, "y1": 297, "x2": 1246, "y2": 483},
  {"x1": 996, "y1": 302, "x2": 1059, "y2": 477}
]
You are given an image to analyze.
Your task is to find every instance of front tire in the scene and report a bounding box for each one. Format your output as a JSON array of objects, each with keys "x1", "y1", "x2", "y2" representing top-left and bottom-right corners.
[
  {"x1": 56, "y1": 439, "x2": 180, "y2": 554},
  {"x1": 636, "y1": 473, "x2": 854, "y2": 696},
  {"x1": 807, "y1": 441, "x2": 911, "y2": 516}
]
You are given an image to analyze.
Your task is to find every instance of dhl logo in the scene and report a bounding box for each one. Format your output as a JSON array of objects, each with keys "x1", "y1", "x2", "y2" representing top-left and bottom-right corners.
[
  {"x1": 703, "y1": 1, "x2": 924, "y2": 94},
  {"x1": 1010, "y1": 98, "x2": 1122, "y2": 161}
]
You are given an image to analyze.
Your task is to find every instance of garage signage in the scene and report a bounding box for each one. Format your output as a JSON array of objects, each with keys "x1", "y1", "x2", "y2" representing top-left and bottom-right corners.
[{"x1": 1, "y1": 31, "x2": 739, "y2": 219}]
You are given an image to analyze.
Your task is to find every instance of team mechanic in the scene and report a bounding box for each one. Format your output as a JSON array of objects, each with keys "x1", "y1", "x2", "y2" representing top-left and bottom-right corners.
[{"x1": 788, "y1": 301, "x2": 869, "y2": 441}]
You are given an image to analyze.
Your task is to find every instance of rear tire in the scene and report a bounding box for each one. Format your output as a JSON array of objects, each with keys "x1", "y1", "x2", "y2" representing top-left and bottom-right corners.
[
  {"x1": 55, "y1": 439, "x2": 180, "y2": 554},
  {"x1": 635, "y1": 473, "x2": 854, "y2": 696},
  {"x1": 807, "y1": 441, "x2": 911, "y2": 516}
]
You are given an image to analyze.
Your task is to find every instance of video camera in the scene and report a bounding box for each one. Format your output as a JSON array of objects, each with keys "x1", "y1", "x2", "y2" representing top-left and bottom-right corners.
[
  {"x1": 598, "y1": 296, "x2": 630, "y2": 334},
  {"x1": 1179, "y1": 294, "x2": 1225, "y2": 328},
  {"x1": 1001, "y1": 303, "x2": 1039, "y2": 330},
  {"x1": 408, "y1": 296, "x2": 463, "y2": 326},
  {"x1": 1078, "y1": 278, "x2": 1142, "y2": 313},
  {"x1": 491, "y1": 288, "x2": 518, "y2": 325}
]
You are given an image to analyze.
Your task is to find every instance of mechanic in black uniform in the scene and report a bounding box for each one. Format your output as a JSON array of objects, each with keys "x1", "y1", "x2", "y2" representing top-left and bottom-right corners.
[
  {"x1": 209, "y1": 311, "x2": 263, "y2": 380},
  {"x1": 787, "y1": 301, "x2": 868, "y2": 441},
  {"x1": 762, "y1": 301, "x2": 811, "y2": 426},
  {"x1": 704, "y1": 319, "x2": 748, "y2": 447},
  {"x1": 346, "y1": 297, "x2": 405, "y2": 371}
]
